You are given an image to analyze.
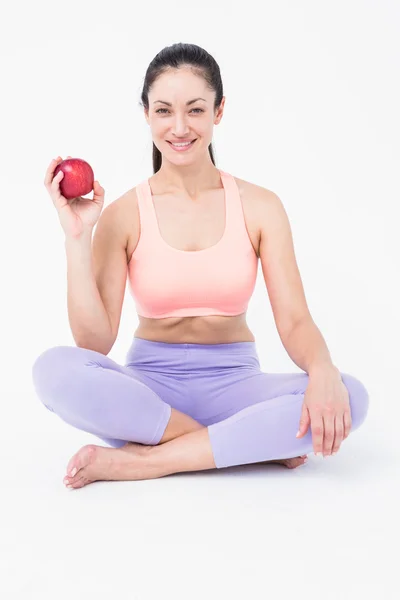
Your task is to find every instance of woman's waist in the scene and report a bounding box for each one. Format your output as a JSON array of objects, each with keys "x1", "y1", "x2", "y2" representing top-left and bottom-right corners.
[
  {"x1": 126, "y1": 324, "x2": 260, "y2": 372},
  {"x1": 134, "y1": 313, "x2": 255, "y2": 345}
]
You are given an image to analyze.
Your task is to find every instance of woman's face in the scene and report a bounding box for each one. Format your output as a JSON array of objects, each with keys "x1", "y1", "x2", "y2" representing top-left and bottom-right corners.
[{"x1": 145, "y1": 68, "x2": 224, "y2": 163}]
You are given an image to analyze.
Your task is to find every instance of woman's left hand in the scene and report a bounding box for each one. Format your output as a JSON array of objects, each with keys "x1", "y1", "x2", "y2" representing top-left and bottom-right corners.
[{"x1": 296, "y1": 368, "x2": 352, "y2": 456}]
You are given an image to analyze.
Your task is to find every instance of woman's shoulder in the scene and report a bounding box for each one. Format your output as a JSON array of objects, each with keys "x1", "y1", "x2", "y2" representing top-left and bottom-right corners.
[
  {"x1": 104, "y1": 186, "x2": 139, "y2": 224},
  {"x1": 231, "y1": 174, "x2": 277, "y2": 209}
]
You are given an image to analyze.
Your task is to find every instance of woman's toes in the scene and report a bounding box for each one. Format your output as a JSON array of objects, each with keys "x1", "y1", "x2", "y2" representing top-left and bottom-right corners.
[
  {"x1": 64, "y1": 472, "x2": 81, "y2": 487},
  {"x1": 67, "y1": 475, "x2": 87, "y2": 489},
  {"x1": 66, "y1": 457, "x2": 82, "y2": 478},
  {"x1": 65, "y1": 471, "x2": 93, "y2": 489},
  {"x1": 283, "y1": 456, "x2": 308, "y2": 468},
  {"x1": 66, "y1": 444, "x2": 97, "y2": 479}
]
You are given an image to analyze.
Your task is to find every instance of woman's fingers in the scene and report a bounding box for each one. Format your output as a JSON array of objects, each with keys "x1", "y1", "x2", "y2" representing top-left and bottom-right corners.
[
  {"x1": 44, "y1": 155, "x2": 72, "y2": 188},
  {"x1": 44, "y1": 156, "x2": 62, "y2": 187},
  {"x1": 331, "y1": 415, "x2": 344, "y2": 454},
  {"x1": 310, "y1": 412, "x2": 324, "y2": 456},
  {"x1": 343, "y1": 410, "x2": 352, "y2": 440},
  {"x1": 310, "y1": 410, "x2": 350, "y2": 457},
  {"x1": 90, "y1": 180, "x2": 103, "y2": 204},
  {"x1": 322, "y1": 408, "x2": 335, "y2": 456},
  {"x1": 51, "y1": 169, "x2": 64, "y2": 192},
  {"x1": 321, "y1": 409, "x2": 346, "y2": 456}
]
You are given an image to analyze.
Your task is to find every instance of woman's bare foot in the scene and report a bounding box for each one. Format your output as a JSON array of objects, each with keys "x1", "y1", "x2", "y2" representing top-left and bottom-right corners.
[
  {"x1": 63, "y1": 443, "x2": 153, "y2": 490},
  {"x1": 263, "y1": 455, "x2": 308, "y2": 468},
  {"x1": 63, "y1": 442, "x2": 309, "y2": 490}
]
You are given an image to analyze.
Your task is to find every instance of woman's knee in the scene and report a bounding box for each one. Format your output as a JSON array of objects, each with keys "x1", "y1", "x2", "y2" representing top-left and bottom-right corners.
[
  {"x1": 33, "y1": 345, "x2": 84, "y2": 380},
  {"x1": 340, "y1": 372, "x2": 370, "y2": 431},
  {"x1": 32, "y1": 345, "x2": 98, "y2": 405}
]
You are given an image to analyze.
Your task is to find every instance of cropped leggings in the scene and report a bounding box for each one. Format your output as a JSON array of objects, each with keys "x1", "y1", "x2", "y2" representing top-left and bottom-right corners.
[{"x1": 31, "y1": 338, "x2": 370, "y2": 469}]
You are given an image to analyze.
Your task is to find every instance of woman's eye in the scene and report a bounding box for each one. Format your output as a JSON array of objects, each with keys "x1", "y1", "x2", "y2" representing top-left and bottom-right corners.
[{"x1": 155, "y1": 108, "x2": 204, "y2": 114}]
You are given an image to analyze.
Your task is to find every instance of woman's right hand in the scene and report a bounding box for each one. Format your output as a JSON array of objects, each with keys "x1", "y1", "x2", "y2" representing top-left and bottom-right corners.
[{"x1": 44, "y1": 155, "x2": 105, "y2": 238}]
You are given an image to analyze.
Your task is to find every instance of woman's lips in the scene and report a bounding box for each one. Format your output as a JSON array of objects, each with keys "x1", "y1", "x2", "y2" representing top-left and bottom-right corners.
[{"x1": 167, "y1": 139, "x2": 197, "y2": 151}]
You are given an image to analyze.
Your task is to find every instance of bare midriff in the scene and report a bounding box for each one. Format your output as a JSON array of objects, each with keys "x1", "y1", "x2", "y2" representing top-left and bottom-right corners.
[{"x1": 133, "y1": 313, "x2": 256, "y2": 344}]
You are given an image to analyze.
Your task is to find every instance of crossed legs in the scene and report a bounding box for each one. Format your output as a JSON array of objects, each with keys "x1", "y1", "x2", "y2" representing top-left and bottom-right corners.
[{"x1": 32, "y1": 345, "x2": 369, "y2": 489}]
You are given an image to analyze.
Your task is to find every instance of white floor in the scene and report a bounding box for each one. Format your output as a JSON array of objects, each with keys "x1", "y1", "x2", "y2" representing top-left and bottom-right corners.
[{"x1": 2, "y1": 385, "x2": 398, "y2": 600}]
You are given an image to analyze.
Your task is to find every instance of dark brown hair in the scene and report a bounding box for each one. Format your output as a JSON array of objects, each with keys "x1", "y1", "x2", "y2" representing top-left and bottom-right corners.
[{"x1": 140, "y1": 43, "x2": 223, "y2": 174}]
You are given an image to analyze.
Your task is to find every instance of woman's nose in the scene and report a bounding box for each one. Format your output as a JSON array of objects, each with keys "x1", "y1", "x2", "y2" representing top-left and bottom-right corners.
[{"x1": 171, "y1": 116, "x2": 191, "y2": 134}]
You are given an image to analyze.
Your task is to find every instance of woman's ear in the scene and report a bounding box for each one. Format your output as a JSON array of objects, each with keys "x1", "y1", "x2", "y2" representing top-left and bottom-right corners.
[{"x1": 215, "y1": 97, "x2": 226, "y2": 124}]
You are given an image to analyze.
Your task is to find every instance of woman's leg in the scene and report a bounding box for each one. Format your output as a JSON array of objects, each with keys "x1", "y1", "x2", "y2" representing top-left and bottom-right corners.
[
  {"x1": 134, "y1": 343, "x2": 370, "y2": 474},
  {"x1": 138, "y1": 369, "x2": 370, "y2": 478},
  {"x1": 31, "y1": 345, "x2": 182, "y2": 448},
  {"x1": 55, "y1": 341, "x2": 370, "y2": 487},
  {"x1": 173, "y1": 342, "x2": 370, "y2": 470},
  {"x1": 205, "y1": 370, "x2": 370, "y2": 468}
]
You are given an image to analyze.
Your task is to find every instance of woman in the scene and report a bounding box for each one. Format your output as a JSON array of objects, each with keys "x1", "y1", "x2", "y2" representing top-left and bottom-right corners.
[{"x1": 32, "y1": 43, "x2": 369, "y2": 490}]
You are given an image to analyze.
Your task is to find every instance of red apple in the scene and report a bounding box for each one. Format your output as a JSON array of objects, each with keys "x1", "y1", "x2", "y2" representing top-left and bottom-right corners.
[{"x1": 54, "y1": 158, "x2": 94, "y2": 200}]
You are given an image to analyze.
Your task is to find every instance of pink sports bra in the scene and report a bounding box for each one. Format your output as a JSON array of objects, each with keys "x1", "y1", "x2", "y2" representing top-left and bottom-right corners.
[{"x1": 127, "y1": 169, "x2": 259, "y2": 319}]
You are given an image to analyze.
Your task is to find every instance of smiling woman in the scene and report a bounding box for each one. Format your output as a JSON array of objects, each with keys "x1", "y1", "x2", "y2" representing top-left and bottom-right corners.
[
  {"x1": 32, "y1": 42, "x2": 370, "y2": 489},
  {"x1": 167, "y1": 139, "x2": 198, "y2": 151},
  {"x1": 141, "y1": 59, "x2": 223, "y2": 174}
]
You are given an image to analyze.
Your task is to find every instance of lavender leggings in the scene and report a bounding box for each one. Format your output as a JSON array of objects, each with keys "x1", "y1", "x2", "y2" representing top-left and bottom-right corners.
[{"x1": 31, "y1": 338, "x2": 369, "y2": 468}]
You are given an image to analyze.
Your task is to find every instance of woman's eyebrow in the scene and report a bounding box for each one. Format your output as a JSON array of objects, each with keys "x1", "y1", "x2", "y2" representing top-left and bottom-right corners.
[{"x1": 153, "y1": 98, "x2": 207, "y2": 106}]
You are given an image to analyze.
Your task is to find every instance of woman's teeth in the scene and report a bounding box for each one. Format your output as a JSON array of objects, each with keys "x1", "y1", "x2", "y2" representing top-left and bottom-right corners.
[{"x1": 168, "y1": 140, "x2": 196, "y2": 151}]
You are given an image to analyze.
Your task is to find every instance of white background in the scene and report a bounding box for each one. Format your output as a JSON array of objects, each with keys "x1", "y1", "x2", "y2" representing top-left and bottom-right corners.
[{"x1": 1, "y1": 1, "x2": 399, "y2": 599}]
